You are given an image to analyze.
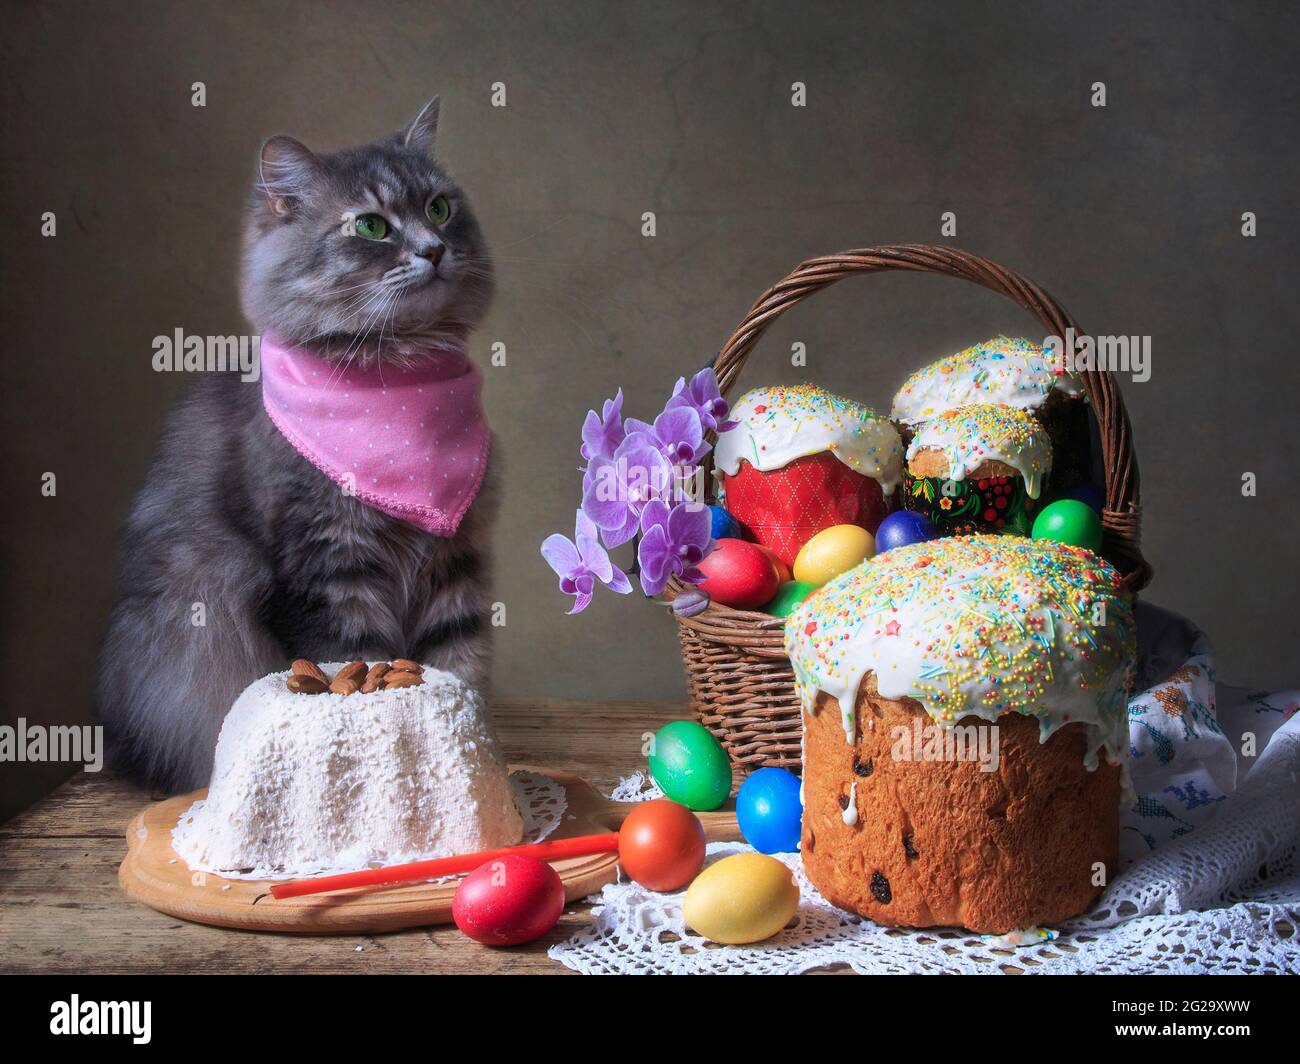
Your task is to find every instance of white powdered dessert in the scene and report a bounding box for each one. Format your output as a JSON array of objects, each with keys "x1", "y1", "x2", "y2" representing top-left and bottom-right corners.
[{"x1": 173, "y1": 665, "x2": 523, "y2": 878}]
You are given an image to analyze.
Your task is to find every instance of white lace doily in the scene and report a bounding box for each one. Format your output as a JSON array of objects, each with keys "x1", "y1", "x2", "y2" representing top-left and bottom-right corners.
[
  {"x1": 512, "y1": 770, "x2": 567, "y2": 844},
  {"x1": 173, "y1": 770, "x2": 566, "y2": 881},
  {"x1": 551, "y1": 802, "x2": 1297, "y2": 976},
  {"x1": 551, "y1": 653, "x2": 1300, "y2": 974},
  {"x1": 603, "y1": 770, "x2": 663, "y2": 804}
]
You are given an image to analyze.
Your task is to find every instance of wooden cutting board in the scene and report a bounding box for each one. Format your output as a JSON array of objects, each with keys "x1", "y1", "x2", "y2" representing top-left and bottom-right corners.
[{"x1": 118, "y1": 766, "x2": 741, "y2": 934}]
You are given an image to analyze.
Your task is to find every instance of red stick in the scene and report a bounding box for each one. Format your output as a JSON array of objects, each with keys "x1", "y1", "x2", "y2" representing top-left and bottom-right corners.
[{"x1": 269, "y1": 832, "x2": 621, "y2": 900}]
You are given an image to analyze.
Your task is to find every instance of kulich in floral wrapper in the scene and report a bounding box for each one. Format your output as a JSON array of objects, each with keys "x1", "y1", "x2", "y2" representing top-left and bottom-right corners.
[
  {"x1": 903, "y1": 471, "x2": 1036, "y2": 537},
  {"x1": 713, "y1": 385, "x2": 902, "y2": 567},
  {"x1": 901, "y1": 404, "x2": 1053, "y2": 538}
]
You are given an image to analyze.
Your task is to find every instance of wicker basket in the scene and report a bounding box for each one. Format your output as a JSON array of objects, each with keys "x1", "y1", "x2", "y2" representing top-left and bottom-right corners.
[{"x1": 668, "y1": 244, "x2": 1151, "y2": 776}]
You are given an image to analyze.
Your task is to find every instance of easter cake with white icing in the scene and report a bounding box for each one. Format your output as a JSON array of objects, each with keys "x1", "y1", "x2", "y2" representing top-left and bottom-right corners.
[
  {"x1": 713, "y1": 384, "x2": 902, "y2": 565},
  {"x1": 902, "y1": 404, "x2": 1053, "y2": 537},
  {"x1": 890, "y1": 335, "x2": 1080, "y2": 426},
  {"x1": 785, "y1": 535, "x2": 1134, "y2": 933}
]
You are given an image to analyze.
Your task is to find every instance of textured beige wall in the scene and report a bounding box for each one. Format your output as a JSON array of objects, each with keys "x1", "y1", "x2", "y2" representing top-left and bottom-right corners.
[{"x1": 3, "y1": 0, "x2": 1298, "y2": 819}]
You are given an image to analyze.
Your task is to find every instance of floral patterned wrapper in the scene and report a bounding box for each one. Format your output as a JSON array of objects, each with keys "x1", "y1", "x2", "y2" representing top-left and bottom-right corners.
[
  {"x1": 721, "y1": 451, "x2": 889, "y2": 566},
  {"x1": 900, "y1": 471, "x2": 1041, "y2": 537}
]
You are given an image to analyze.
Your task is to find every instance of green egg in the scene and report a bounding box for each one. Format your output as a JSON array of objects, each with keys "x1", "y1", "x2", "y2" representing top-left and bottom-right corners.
[
  {"x1": 1032, "y1": 499, "x2": 1103, "y2": 552},
  {"x1": 648, "y1": 721, "x2": 733, "y2": 811},
  {"x1": 764, "y1": 580, "x2": 817, "y2": 617}
]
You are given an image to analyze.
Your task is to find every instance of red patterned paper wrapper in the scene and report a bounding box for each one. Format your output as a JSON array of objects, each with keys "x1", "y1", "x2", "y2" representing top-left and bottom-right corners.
[{"x1": 721, "y1": 452, "x2": 888, "y2": 566}]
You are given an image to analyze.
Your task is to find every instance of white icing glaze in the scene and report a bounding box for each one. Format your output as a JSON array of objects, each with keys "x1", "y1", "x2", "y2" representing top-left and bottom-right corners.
[
  {"x1": 841, "y1": 781, "x2": 858, "y2": 826},
  {"x1": 173, "y1": 665, "x2": 523, "y2": 878},
  {"x1": 906, "y1": 404, "x2": 1053, "y2": 499},
  {"x1": 891, "y1": 336, "x2": 1082, "y2": 426},
  {"x1": 714, "y1": 384, "x2": 902, "y2": 492},
  {"x1": 785, "y1": 536, "x2": 1135, "y2": 771}
]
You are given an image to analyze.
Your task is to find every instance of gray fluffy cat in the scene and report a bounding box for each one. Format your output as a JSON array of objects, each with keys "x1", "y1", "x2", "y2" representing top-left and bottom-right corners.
[{"x1": 97, "y1": 100, "x2": 497, "y2": 792}]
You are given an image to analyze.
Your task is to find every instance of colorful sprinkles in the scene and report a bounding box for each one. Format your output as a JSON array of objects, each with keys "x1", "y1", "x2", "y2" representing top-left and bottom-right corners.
[
  {"x1": 784, "y1": 534, "x2": 1135, "y2": 771},
  {"x1": 907, "y1": 404, "x2": 1053, "y2": 499},
  {"x1": 891, "y1": 336, "x2": 1081, "y2": 426},
  {"x1": 714, "y1": 384, "x2": 902, "y2": 491}
]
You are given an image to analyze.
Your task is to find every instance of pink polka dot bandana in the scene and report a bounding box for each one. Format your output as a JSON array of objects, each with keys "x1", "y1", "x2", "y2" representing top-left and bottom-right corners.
[{"x1": 260, "y1": 337, "x2": 489, "y2": 536}]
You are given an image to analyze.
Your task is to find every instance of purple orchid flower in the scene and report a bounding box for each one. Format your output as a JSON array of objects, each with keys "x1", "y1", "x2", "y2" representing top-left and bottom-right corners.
[
  {"x1": 624, "y1": 404, "x2": 710, "y2": 468},
  {"x1": 666, "y1": 368, "x2": 737, "y2": 433},
  {"x1": 581, "y1": 434, "x2": 676, "y2": 547},
  {"x1": 636, "y1": 499, "x2": 713, "y2": 598},
  {"x1": 580, "y1": 389, "x2": 625, "y2": 464},
  {"x1": 541, "y1": 510, "x2": 632, "y2": 614}
]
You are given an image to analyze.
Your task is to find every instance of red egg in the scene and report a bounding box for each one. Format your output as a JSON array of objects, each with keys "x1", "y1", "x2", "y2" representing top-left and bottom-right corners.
[
  {"x1": 698, "y1": 538, "x2": 780, "y2": 609},
  {"x1": 618, "y1": 799, "x2": 707, "y2": 892},
  {"x1": 452, "y1": 854, "x2": 565, "y2": 946}
]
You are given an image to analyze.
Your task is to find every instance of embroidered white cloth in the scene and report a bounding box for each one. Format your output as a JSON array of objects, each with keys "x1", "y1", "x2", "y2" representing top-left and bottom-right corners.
[{"x1": 550, "y1": 604, "x2": 1300, "y2": 974}]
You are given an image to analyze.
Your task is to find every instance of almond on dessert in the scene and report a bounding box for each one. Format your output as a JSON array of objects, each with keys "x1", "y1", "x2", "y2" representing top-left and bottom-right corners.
[
  {"x1": 334, "y1": 661, "x2": 368, "y2": 686},
  {"x1": 285, "y1": 659, "x2": 425, "y2": 694},
  {"x1": 361, "y1": 662, "x2": 391, "y2": 693},
  {"x1": 290, "y1": 659, "x2": 329, "y2": 684}
]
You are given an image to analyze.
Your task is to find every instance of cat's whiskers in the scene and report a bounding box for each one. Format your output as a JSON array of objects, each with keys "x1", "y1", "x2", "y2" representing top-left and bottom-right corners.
[
  {"x1": 339, "y1": 284, "x2": 406, "y2": 375},
  {"x1": 321, "y1": 276, "x2": 390, "y2": 298},
  {"x1": 302, "y1": 266, "x2": 419, "y2": 358},
  {"x1": 317, "y1": 283, "x2": 398, "y2": 385},
  {"x1": 295, "y1": 280, "x2": 390, "y2": 348},
  {"x1": 374, "y1": 284, "x2": 405, "y2": 375}
]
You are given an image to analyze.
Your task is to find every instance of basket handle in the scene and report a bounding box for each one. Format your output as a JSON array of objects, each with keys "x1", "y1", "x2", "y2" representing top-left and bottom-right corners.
[{"x1": 710, "y1": 244, "x2": 1150, "y2": 591}]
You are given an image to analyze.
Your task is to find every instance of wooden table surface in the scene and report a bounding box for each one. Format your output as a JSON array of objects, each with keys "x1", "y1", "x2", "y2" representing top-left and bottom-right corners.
[{"x1": 0, "y1": 698, "x2": 732, "y2": 975}]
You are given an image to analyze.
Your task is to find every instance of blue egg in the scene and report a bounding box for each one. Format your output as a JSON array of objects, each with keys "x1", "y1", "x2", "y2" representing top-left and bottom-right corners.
[
  {"x1": 709, "y1": 504, "x2": 741, "y2": 541},
  {"x1": 875, "y1": 510, "x2": 937, "y2": 554},
  {"x1": 1057, "y1": 482, "x2": 1105, "y2": 515},
  {"x1": 736, "y1": 767, "x2": 803, "y2": 854}
]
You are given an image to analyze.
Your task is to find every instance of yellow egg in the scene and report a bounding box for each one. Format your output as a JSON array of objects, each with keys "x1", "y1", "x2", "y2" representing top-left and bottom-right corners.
[
  {"x1": 793, "y1": 524, "x2": 875, "y2": 585},
  {"x1": 682, "y1": 853, "x2": 799, "y2": 944}
]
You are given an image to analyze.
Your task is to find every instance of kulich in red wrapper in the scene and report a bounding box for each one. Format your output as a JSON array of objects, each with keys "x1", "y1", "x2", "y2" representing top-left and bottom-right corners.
[
  {"x1": 714, "y1": 385, "x2": 902, "y2": 568},
  {"x1": 723, "y1": 452, "x2": 889, "y2": 567}
]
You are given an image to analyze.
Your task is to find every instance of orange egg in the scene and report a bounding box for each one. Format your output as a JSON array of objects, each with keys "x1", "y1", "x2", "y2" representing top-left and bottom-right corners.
[
  {"x1": 618, "y1": 799, "x2": 707, "y2": 892},
  {"x1": 752, "y1": 542, "x2": 793, "y2": 584}
]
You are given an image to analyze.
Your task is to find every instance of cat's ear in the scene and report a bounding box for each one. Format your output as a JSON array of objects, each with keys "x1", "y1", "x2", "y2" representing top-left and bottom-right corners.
[
  {"x1": 401, "y1": 97, "x2": 441, "y2": 156},
  {"x1": 258, "y1": 136, "x2": 322, "y2": 217}
]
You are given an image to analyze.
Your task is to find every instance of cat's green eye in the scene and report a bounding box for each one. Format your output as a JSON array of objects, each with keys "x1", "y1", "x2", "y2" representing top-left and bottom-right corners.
[
  {"x1": 353, "y1": 213, "x2": 389, "y2": 240},
  {"x1": 426, "y1": 195, "x2": 451, "y2": 225}
]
